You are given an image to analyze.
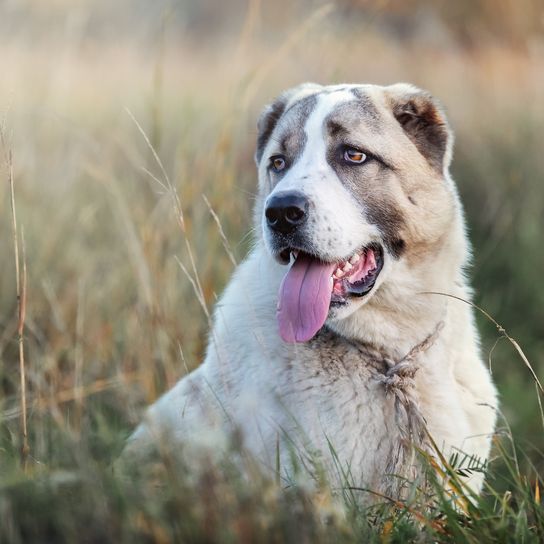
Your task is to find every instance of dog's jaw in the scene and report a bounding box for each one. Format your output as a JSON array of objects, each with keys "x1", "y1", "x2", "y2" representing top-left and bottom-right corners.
[{"x1": 275, "y1": 244, "x2": 386, "y2": 343}]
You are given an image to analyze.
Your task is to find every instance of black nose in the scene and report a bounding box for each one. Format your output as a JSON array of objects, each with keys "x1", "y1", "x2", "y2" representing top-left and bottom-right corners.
[{"x1": 265, "y1": 191, "x2": 309, "y2": 235}]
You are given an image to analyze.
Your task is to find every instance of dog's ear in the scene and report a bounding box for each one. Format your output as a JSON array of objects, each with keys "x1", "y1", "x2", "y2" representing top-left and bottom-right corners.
[
  {"x1": 255, "y1": 98, "x2": 287, "y2": 165},
  {"x1": 387, "y1": 84, "x2": 453, "y2": 173},
  {"x1": 255, "y1": 83, "x2": 322, "y2": 165}
]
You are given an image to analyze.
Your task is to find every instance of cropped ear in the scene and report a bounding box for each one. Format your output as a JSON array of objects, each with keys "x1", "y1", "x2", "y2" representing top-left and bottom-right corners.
[
  {"x1": 255, "y1": 82, "x2": 323, "y2": 165},
  {"x1": 387, "y1": 84, "x2": 453, "y2": 173}
]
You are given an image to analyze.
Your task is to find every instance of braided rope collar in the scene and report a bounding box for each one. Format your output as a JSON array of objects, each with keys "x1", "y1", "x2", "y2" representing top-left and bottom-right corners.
[
  {"x1": 347, "y1": 319, "x2": 444, "y2": 393},
  {"x1": 348, "y1": 320, "x2": 445, "y2": 497}
]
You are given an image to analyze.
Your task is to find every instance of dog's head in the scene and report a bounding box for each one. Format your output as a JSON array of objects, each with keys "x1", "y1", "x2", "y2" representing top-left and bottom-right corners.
[{"x1": 254, "y1": 83, "x2": 463, "y2": 343}]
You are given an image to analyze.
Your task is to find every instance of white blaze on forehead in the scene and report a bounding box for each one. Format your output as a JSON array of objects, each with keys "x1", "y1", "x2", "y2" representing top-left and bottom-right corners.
[
  {"x1": 265, "y1": 90, "x2": 379, "y2": 260},
  {"x1": 299, "y1": 90, "x2": 354, "y2": 170}
]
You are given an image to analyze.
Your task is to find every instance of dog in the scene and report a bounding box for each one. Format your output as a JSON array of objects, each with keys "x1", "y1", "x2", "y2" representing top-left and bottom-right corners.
[{"x1": 123, "y1": 83, "x2": 498, "y2": 499}]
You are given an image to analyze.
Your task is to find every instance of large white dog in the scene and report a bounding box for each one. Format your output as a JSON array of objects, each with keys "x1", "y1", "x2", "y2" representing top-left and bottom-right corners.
[{"x1": 124, "y1": 83, "x2": 498, "y2": 499}]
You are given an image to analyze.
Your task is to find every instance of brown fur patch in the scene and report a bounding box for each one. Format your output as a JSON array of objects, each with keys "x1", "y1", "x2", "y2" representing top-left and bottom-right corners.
[
  {"x1": 255, "y1": 99, "x2": 288, "y2": 163},
  {"x1": 390, "y1": 91, "x2": 450, "y2": 172}
]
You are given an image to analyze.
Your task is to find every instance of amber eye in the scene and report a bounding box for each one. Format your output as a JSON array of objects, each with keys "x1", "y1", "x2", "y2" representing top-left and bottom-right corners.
[
  {"x1": 343, "y1": 148, "x2": 367, "y2": 164},
  {"x1": 270, "y1": 155, "x2": 286, "y2": 172}
]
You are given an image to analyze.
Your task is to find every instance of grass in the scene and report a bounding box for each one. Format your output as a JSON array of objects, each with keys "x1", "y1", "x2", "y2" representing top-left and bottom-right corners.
[{"x1": 1, "y1": 1, "x2": 544, "y2": 541}]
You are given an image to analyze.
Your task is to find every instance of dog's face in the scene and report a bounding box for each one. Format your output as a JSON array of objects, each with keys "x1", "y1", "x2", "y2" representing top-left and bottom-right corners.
[{"x1": 254, "y1": 83, "x2": 460, "y2": 343}]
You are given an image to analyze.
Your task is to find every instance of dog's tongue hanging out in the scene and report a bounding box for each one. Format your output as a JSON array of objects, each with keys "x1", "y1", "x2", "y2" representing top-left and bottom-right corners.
[{"x1": 276, "y1": 254, "x2": 336, "y2": 343}]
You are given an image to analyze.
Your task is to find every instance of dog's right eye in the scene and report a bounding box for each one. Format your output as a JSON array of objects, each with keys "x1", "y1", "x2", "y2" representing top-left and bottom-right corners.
[{"x1": 270, "y1": 155, "x2": 286, "y2": 173}]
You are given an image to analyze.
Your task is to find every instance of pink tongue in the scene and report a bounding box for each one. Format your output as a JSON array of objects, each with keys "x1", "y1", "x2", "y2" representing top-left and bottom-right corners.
[{"x1": 277, "y1": 254, "x2": 336, "y2": 343}]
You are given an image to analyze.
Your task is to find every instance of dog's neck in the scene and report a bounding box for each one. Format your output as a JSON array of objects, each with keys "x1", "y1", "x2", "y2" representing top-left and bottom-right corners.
[
  {"x1": 327, "y1": 256, "x2": 464, "y2": 358},
  {"x1": 327, "y1": 296, "x2": 448, "y2": 359}
]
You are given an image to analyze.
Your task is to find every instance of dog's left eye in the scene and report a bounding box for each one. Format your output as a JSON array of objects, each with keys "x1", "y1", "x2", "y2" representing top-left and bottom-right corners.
[
  {"x1": 270, "y1": 155, "x2": 287, "y2": 172},
  {"x1": 343, "y1": 148, "x2": 367, "y2": 164}
]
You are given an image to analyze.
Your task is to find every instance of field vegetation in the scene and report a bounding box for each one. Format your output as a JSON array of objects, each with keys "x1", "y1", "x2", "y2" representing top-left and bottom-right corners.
[{"x1": 1, "y1": 1, "x2": 543, "y2": 541}]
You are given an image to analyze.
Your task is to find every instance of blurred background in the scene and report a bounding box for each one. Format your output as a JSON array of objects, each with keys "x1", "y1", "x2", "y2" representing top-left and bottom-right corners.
[{"x1": 0, "y1": 0, "x2": 543, "y2": 483}]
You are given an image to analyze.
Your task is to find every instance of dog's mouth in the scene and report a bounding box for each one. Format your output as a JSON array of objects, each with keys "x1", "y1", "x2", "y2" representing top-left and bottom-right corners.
[{"x1": 276, "y1": 244, "x2": 384, "y2": 343}]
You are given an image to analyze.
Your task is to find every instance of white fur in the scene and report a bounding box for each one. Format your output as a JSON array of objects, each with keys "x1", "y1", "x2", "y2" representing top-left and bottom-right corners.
[{"x1": 124, "y1": 84, "x2": 498, "y2": 498}]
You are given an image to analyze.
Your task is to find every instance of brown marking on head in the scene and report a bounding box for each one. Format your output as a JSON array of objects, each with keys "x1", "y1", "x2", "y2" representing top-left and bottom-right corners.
[
  {"x1": 254, "y1": 83, "x2": 323, "y2": 165},
  {"x1": 387, "y1": 86, "x2": 452, "y2": 173},
  {"x1": 255, "y1": 99, "x2": 287, "y2": 164},
  {"x1": 362, "y1": 195, "x2": 407, "y2": 259},
  {"x1": 322, "y1": 92, "x2": 409, "y2": 259}
]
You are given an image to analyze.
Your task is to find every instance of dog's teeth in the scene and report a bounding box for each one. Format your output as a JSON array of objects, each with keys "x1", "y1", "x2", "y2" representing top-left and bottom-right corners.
[
  {"x1": 292, "y1": 250, "x2": 299, "y2": 258},
  {"x1": 349, "y1": 254, "x2": 360, "y2": 264},
  {"x1": 334, "y1": 269, "x2": 344, "y2": 278},
  {"x1": 343, "y1": 262, "x2": 353, "y2": 273}
]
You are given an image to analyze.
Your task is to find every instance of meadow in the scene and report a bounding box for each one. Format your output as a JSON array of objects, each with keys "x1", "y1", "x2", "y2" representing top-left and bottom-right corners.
[{"x1": 1, "y1": 1, "x2": 543, "y2": 541}]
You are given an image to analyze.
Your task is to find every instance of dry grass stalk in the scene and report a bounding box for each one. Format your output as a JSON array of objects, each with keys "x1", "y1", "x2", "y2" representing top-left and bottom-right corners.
[
  {"x1": 1, "y1": 370, "x2": 143, "y2": 421},
  {"x1": 202, "y1": 194, "x2": 237, "y2": 267},
  {"x1": 127, "y1": 109, "x2": 213, "y2": 326},
  {"x1": 423, "y1": 291, "x2": 544, "y2": 394},
  {"x1": 125, "y1": 107, "x2": 185, "y2": 233},
  {"x1": 6, "y1": 143, "x2": 30, "y2": 468}
]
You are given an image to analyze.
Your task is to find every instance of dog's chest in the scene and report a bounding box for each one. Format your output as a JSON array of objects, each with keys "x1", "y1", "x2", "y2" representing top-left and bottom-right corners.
[{"x1": 268, "y1": 333, "x2": 408, "y2": 485}]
